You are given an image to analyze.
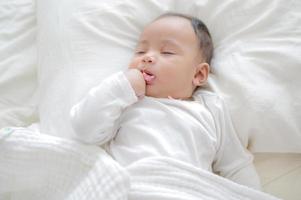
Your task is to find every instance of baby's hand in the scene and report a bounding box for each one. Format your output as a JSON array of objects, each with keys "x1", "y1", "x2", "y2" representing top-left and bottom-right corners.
[{"x1": 125, "y1": 69, "x2": 146, "y2": 99}]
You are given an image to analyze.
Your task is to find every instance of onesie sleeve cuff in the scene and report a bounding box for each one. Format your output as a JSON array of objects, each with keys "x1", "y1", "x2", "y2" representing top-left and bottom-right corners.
[{"x1": 105, "y1": 71, "x2": 138, "y2": 107}]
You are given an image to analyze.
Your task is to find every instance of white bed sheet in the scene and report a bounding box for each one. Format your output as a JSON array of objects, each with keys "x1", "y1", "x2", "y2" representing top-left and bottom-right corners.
[
  {"x1": 36, "y1": 0, "x2": 301, "y2": 152},
  {"x1": 0, "y1": 0, "x2": 38, "y2": 128}
]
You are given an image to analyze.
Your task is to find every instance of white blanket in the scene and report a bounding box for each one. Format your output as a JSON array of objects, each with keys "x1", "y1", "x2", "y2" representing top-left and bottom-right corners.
[
  {"x1": 0, "y1": 127, "x2": 280, "y2": 200},
  {"x1": 0, "y1": 127, "x2": 129, "y2": 200},
  {"x1": 127, "y1": 157, "x2": 280, "y2": 200}
]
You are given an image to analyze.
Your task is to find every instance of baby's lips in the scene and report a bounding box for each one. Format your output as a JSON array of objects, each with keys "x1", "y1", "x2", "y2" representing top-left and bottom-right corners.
[{"x1": 142, "y1": 71, "x2": 155, "y2": 84}]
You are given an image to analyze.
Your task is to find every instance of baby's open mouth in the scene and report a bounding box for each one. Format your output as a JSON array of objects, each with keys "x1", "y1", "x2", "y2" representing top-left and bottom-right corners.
[{"x1": 142, "y1": 70, "x2": 155, "y2": 85}]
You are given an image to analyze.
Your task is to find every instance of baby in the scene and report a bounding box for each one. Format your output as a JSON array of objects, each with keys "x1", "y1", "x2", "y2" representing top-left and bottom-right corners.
[{"x1": 70, "y1": 13, "x2": 261, "y2": 190}]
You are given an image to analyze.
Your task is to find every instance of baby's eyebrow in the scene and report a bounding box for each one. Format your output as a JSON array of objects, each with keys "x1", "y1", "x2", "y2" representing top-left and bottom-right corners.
[
  {"x1": 162, "y1": 39, "x2": 181, "y2": 48},
  {"x1": 136, "y1": 39, "x2": 182, "y2": 50},
  {"x1": 137, "y1": 40, "x2": 148, "y2": 45}
]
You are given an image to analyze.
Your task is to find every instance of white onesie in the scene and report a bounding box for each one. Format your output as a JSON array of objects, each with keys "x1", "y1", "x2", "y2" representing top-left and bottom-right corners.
[{"x1": 70, "y1": 71, "x2": 261, "y2": 190}]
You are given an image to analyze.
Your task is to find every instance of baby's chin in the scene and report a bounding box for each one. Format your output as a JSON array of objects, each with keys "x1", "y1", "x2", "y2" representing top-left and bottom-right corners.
[
  {"x1": 145, "y1": 88, "x2": 190, "y2": 100},
  {"x1": 145, "y1": 87, "x2": 166, "y2": 99}
]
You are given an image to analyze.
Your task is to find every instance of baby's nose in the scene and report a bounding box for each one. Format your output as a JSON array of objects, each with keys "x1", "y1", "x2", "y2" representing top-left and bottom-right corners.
[{"x1": 142, "y1": 55, "x2": 154, "y2": 63}]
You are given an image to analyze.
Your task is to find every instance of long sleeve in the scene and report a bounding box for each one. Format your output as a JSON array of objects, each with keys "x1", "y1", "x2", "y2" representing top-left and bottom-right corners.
[
  {"x1": 201, "y1": 93, "x2": 261, "y2": 190},
  {"x1": 70, "y1": 72, "x2": 138, "y2": 145}
]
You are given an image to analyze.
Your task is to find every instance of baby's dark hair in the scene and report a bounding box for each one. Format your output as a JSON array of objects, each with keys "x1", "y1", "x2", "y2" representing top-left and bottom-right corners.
[{"x1": 156, "y1": 13, "x2": 214, "y2": 64}]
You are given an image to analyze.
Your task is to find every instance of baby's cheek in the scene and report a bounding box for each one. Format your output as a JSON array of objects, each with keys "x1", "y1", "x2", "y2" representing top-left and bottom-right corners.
[{"x1": 128, "y1": 58, "x2": 140, "y2": 69}]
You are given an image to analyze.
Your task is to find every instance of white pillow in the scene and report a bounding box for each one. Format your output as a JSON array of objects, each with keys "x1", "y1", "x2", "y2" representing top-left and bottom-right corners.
[
  {"x1": 0, "y1": 0, "x2": 38, "y2": 128},
  {"x1": 37, "y1": 0, "x2": 301, "y2": 152}
]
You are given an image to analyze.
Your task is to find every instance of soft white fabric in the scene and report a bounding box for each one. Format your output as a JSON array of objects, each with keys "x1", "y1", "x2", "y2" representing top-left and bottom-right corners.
[
  {"x1": 127, "y1": 157, "x2": 280, "y2": 200},
  {"x1": 37, "y1": 0, "x2": 301, "y2": 152},
  {"x1": 0, "y1": 0, "x2": 38, "y2": 128},
  {"x1": 0, "y1": 127, "x2": 129, "y2": 200},
  {"x1": 0, "y1": 127, "x2": 280, "y2": 200},
  {"x1": 70, "y1": 72, "x2": 261, "y2": 189}
]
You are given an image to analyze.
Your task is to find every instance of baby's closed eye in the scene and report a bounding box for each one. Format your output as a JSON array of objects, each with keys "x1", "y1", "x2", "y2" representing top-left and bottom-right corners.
[
  {"x1": 161, "y1": 51, "x2": 175, "y2": 55},
  {"x1": 135, "y1": 51, "x2": 146, "y2": 55}
]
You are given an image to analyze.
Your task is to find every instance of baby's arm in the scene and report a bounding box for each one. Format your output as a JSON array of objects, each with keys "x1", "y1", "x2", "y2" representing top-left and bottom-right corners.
[
  {"x1": 70, "y1": 69, "x2": 145, "y2": 145},
  {"x1": 205, "y1": 95, "x2": 261, "y2": 190}
]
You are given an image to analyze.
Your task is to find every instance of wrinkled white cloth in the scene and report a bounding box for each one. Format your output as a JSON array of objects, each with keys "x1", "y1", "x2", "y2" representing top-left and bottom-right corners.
[
  {"x1": 36, "y1": 0, "x2": 301, "y2": 153},
  {"x1": 0, "y1": 127, "x2": 129, "y2": 200},
  {"x1": 0, "y1": 0, "x2": 38, "y2": 129},
  {"x1": 70, "y1": 71, "x2": 261, "y2": 189},
  {"x1": 0, "y1": 127, "x2": 280, "y2": 200},
  {"x1": 127, "y1": 156, "x2": 281, "y2": 200}
]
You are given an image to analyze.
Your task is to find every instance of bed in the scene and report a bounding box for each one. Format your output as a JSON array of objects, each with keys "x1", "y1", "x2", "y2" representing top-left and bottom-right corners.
[{"x1": 0, "y1": 0, "x2": 300, "y2": 199}]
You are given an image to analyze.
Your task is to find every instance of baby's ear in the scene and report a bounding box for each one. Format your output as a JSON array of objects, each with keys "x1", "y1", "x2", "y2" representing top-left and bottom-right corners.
[{"x1": 193, "y1": 63, "x2": 210, "y2": 86}]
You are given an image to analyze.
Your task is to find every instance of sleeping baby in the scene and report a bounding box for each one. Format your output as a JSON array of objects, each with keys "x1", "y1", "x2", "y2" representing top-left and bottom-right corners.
[{"x1": 70, "y1": 13, "x2": 261, "y2": 190}]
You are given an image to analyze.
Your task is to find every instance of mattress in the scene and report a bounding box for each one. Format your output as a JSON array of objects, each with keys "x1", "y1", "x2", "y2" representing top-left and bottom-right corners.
[{"x1": 254, "y1": 153, "x2": 301, "y2": 200}]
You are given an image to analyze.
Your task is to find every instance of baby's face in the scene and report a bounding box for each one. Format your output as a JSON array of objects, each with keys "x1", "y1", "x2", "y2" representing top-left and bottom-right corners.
[{"x1": 129, "y1": 16, "x2": 204, "y2": 99}]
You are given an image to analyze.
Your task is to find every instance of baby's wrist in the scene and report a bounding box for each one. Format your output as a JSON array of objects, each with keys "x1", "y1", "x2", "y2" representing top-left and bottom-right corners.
[{"x1": 124, "y1": 69, "x2": 146, "y2": 98}]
